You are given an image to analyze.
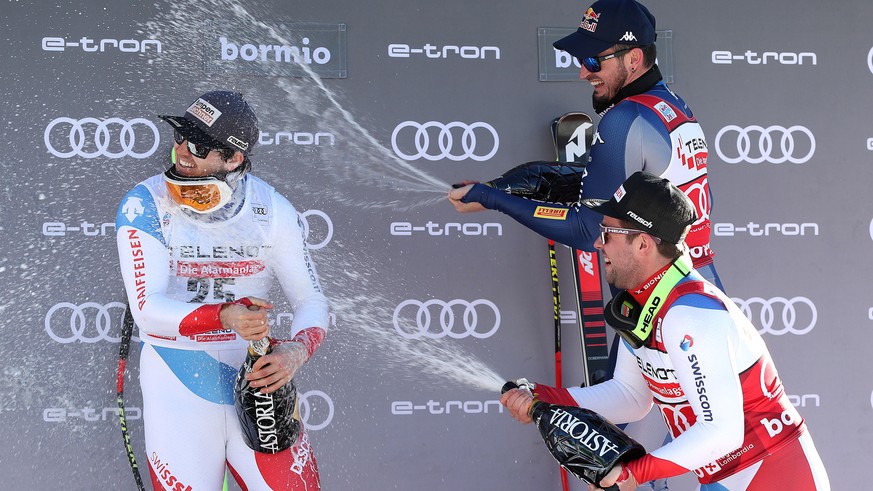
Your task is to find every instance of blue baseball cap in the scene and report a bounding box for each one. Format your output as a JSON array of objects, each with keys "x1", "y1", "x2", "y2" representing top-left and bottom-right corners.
[{"x1": 554, "y1": 0, "x2": 657, "y2": 60}]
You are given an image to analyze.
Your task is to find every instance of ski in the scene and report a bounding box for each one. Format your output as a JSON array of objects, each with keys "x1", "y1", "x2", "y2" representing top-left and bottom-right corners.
[
  {"x1": 552, "y1": 112, "x2": 594, "y2": 164},
  {"x1": 550, "y1": 112, "x2": 610, "y2": 387}
]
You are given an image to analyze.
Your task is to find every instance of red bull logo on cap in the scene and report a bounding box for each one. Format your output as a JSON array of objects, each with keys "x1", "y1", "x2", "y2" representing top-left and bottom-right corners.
[{"x1": 580, "y1": 7, "x2": 601, "y2": 33}]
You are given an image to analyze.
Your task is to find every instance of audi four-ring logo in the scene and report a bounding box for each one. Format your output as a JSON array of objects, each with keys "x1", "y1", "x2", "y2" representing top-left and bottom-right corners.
[
  {"x1": 392, "y1": 299, "x2": 501, "y2": 339},
  {"x1": 44, "y1": 117, "x2": 160, "y2": 159},
  {"x1": 45, "y1": 302, "x2": 138, "y2": 343},
  {"x1": 391, "y1": 121, "x2": 499, "y2": 161},
  {"x1": 299, "y1": 209, "x2": 333, "y2": 250},
  {"x1": 298, "y1": 390, "x2": 334, "y2": 430},
  {"x1": 731, "y1": 296, "x2": 817, "y2": 335},
  {"x1": 714, "y1": 125, "x2": 815, "y2": 164}
]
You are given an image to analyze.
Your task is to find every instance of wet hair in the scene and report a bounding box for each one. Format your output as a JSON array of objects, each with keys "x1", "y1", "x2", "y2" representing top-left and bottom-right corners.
[
  {"x1": 217, "y1": 146, "x2": 252, "y2": 175},
  {"x1": 217, "y1": 147, "x2": 236, "y2": 161}
]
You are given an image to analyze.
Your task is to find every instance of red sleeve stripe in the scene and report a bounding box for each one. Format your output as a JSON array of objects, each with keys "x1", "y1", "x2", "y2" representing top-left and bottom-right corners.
[
  {"x1": 178, "y1": 298, "x2": 255, "y2": 337},
  {"x1": 178, "y1": 303, "x2": 224, "y2": 336},
  {"x1": 531, "y1": 383, "x2": 578, "y2": 407},
  {"x1": 273, "y1": 326, "x2": 326, "y2": 358},
  {"x1": 626, "y1": 454, "x2": 689, "y2": 484}
]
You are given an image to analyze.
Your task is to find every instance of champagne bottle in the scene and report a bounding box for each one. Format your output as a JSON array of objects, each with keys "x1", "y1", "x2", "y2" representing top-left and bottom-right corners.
[
  {"x1": 484, "y1": 160, "x2": 587, "y2": 205},
  {"x1": 234, "y1": 337, "x2": 301, "y2": 453},
  {"x1": 502, "y1": 380, "x2": 645, "y2": 488}
]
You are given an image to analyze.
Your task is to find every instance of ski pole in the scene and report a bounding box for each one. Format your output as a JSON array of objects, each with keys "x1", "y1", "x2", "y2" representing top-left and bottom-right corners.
[{"x1": 116, "y1": 305, "x2": 146, "y2": 491}]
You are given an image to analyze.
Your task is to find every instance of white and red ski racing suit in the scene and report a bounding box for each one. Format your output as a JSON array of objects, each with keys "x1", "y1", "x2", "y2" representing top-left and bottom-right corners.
[
  {"x1": 116, "y1": 173, "x2": 329, "y2": 490},
  {"x1": 530, "y1": 258, "x2": 830, "y2": 490}
]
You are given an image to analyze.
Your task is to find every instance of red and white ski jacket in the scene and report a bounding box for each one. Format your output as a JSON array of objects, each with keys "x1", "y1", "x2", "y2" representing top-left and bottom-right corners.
[{"x1": 533, "y1": 272, "x2": 805, "y2": 484}]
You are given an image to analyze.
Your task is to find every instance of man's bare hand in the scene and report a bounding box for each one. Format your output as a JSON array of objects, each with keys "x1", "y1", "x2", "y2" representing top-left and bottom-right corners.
[
  {"x1": 221, "y1": 297, "x2": 273, "y2": 340},
  {"x1": 246, "y1": 341, "x2": 307, "y2": 394},
  {"x1": 448, "y1": 183, "x2": 486, "y2": 213},
  {"x1": 499, "y1": 388, "x2": 535, "y2": 424}
]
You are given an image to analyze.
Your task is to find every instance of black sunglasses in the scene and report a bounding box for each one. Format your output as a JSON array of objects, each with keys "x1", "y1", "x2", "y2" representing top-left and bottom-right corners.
[
  {"x1": 580, "y1": 47, "x2": 633, "y2": 73},
  {"x1": 173, "y1": 130, "x2": 229, "y2": 159}
]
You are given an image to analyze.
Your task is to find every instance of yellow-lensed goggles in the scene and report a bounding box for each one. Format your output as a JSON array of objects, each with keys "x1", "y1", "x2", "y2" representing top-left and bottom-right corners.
[{"x1": 163, "y1": 166, "x2": 232, "y2": 213}]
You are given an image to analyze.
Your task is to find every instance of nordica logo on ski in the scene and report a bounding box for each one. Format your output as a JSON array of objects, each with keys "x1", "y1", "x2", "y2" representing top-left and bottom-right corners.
[
  {"x1": 565, "y1": 122, "x2": 593, "y2": 162},
  {"x1": 549, "y1": 408, "x2": 620, "y2": 458},
  {"x1": 252, "y1": 390, "x2": 281, "y2": 452}
]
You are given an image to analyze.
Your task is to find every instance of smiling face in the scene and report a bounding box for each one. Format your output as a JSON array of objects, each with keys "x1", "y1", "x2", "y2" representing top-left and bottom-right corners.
[
  {"x1": 579, "y1": 46, "x2": 644, "y2": 112},
  {"x1": 594, "y1": 216, "x2": 648, "y2": 290},
  {"x1": 172, "y1": 136, "x2": 243, "y2": 178}
]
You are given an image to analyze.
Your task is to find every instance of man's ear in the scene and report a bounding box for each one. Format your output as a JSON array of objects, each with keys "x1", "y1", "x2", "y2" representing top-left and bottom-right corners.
[
  {"x1": 224, "y1": 151, "x2": 245, "y2": 172},
  {"x1": 637, "y1": 234, "x2": 657, "y2": 254},
  {"x1": 631, "y1": 47, "x2": 644, "y2": 64}
]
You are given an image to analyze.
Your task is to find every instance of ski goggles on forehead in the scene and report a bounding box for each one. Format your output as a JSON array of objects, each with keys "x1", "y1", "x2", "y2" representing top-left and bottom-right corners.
[
  {"x1": 580, "y1": 47, "x2": 633, "y2": 73},
  {"x1": 163, "y1": 167, "x2": 232, "y2": 214},
  {"x1": 173, "y1": 129, "x2": 225, "y2": 159}
]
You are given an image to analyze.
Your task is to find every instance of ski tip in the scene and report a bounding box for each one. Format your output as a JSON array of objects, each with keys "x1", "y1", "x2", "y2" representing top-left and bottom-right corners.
[{"x1": 556, "y1": 111, "x2": 593, "y2": 123}]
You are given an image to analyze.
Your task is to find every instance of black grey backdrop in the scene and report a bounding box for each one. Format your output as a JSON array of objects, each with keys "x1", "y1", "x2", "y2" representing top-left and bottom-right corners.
[{"x1": 1, "y1": 1, "x2": 870, "y2": 490}]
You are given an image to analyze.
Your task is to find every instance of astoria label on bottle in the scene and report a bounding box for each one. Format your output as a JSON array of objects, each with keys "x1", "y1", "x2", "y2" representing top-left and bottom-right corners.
[
  {"x1": 502, "y1": 380, "x2": 645, "y2": 487},
  {"x1": 234, "y1": 337, "x2": 301, "y2": 453},
  {"x1": 540, "y1": 406, "x2": 622, "y2": 459}
]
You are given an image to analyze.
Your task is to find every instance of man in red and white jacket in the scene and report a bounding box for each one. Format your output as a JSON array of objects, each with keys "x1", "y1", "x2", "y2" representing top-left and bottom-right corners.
[{"x1": 500, "y1": 173, "x2": 829, "y2": 491}]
